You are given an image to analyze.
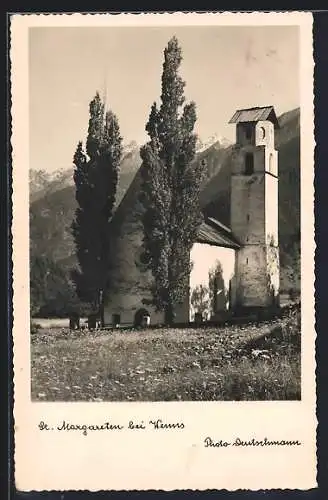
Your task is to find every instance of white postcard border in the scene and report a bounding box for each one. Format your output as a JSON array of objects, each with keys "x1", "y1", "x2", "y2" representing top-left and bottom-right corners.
[{"x1": 11, "y1": 11, "x2": 316, "y2": 491}]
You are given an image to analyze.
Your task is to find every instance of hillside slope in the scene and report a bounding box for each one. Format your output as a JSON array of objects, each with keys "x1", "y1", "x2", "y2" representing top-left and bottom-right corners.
[{"x1": 30, "y1": 143, "x2": 142, "y2": 266}]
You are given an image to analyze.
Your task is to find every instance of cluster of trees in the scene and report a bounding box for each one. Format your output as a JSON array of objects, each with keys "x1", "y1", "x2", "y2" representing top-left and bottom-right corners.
[
  {"x1": 30, "y1": 37, "x2": 205, "y2": 325},
  {"x1": 30, "y1": 256, "x2": 85, "y2": 318},
  {"x1": 71, "y1": 93, "x2": 123, "y2": 324},
  {"x1": 190, "y1": 261, "x2": 227, "y2": 320}
]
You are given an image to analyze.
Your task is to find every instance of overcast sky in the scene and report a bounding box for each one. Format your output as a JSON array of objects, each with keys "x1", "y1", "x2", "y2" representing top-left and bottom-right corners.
[{"x1": 29, "y1": 25, "x2": 299, "y2": 173}]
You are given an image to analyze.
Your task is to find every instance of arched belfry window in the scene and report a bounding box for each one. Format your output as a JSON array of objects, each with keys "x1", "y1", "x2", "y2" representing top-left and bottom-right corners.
[
  {"x1": 259, "y1": 126, "x2": 266, "y2": 140},
  {"x1": 245, "y1": 153, "x2": 254, "y2": 175}
]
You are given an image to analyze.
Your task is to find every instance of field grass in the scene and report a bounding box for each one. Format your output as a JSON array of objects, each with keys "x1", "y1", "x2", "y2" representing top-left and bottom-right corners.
[
  {"x1": 31, "y1": 309, "x2": 301, "y2": 402},
  {"x1": 32, "y1": 317, "x2": 88, "y2": 329}
]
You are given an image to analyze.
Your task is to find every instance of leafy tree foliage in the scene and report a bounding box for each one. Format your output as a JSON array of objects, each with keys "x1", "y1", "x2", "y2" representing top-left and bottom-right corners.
[
  {"x1": 140, "y1": 37, "x2": 206, "y2": 325},
  {"x1": 30, "y1": 256, "x2": 84, "y2": 318},
  {"x1": 190, "y1": 261, "x2": 227, "y2": 321},
  {"x1": 280, "y1": 234, "x2": 301, "y2": 297},
  {"x1": 72, "y1": 93, "x2": 123, "y2": 323},
  {"x1": 190, "y1": 284, "x2": 211, "y2": 319},
  {"x1": 208, "y1": 260, "x2": 228, "y2": 314}
]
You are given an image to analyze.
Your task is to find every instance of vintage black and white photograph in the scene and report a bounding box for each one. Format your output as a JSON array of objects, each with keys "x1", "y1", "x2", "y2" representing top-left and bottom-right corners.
[
  {"x1": 11, "y1": 12, "x2": 316, "y2": 492},
  {"x1": 28, "y1": 22, "x2": 302, "y2": 402}
]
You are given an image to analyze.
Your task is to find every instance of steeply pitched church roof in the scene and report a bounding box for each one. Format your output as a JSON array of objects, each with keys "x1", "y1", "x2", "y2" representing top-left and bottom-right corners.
[
  {"x1": 110, "y1": 166, "x2": 240, "y2": 250},
  {"x1": 197, "y1": 217, "x2": 240, "y2": 249},
  {"x1": 229, "y1": 106, "x2": 280, "y2": 129}
]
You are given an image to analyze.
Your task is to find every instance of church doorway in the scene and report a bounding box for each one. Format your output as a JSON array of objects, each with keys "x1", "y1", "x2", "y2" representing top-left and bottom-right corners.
[{"x1": 134, "y1": 308, "x2": 151, "y2": 328}]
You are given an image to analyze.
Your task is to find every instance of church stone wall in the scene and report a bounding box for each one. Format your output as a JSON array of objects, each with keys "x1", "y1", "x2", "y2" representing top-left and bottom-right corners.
[
  {"x1": 103, "y1": 173, "x2": 163, "y2": 327},
  {"x1": 103, "y1": 219, "x2": 166, "y2": 327},
  {"x1": 265, "y1": 163, "x2": 279, "y2": 245},
  {"x1": 266, "y1": 245, "x2": 280, "y2": 304},
  {"x1": 231, "y1": 173, "x2": 266, "y2": 244},
  {"x1": 265, "y1": 156, "x2": 279, "y2": 305},
  {"x1": 104, "y1": 292, "x2": 165, "y2": 327},
  {"x1": 230, "y1": 118, "x2": 280, "y2": 311},
  {"x1": 104, "y1": 172, "x2": 192, "y2": 327},
  {"x1": 232, "y1": 245, "x2": 269, "y2": 308}
]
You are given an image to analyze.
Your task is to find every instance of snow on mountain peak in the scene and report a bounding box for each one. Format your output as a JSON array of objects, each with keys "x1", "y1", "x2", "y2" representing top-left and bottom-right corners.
[
  {"x1": 123, "y1": 140, "x2": 139, "y2": 155},
  {"x1": 196, "y1": 133, "x2": 231, "y2": 153}
]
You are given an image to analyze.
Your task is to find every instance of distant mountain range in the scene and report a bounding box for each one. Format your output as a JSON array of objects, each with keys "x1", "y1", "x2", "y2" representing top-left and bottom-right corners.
[
  {"x1": 196, "y1": 133, "x2": 232, "y2": 153},
  {"x1": 29, "y1": 141, "x2": 142, "y2": 265},
  {"x1": 29, "y1": 108, "x2": 300, "y2": 315}
]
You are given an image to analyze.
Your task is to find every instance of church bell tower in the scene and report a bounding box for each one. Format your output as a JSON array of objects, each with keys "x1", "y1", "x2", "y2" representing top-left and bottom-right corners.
[{"x1": 229, "y1": 106, "x2": 280, "y2": 311}]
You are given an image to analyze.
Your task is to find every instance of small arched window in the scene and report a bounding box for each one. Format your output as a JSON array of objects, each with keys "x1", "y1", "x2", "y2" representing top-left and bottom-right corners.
[{"x1": 259, "y1": 126, "x2": 266, "y2": 140}]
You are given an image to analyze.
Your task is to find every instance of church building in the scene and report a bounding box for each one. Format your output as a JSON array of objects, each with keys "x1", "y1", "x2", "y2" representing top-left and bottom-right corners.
[{"x1": 103, "y1": 106, "x2": 280, "y2": 327}]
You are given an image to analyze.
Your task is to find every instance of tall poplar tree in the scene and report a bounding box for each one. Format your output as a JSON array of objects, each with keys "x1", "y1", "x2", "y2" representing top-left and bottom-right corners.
[
  {"x1": 72, "y1": 93, "x2": 122, "y2": 324},
  {"x1": 140, "y1": 37, "x2": 206, "y2": 325}
]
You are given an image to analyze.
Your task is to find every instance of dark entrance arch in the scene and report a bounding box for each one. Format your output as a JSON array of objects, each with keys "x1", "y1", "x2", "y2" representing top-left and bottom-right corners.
[{"x1": 134, "y1": 308, "x2": 150, "y2": 328}]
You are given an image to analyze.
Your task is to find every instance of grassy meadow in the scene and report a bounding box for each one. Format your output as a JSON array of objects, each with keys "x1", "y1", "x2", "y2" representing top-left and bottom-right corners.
[{"x1": 31, "y1": 308, "x2": 301, "y2": 402}]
